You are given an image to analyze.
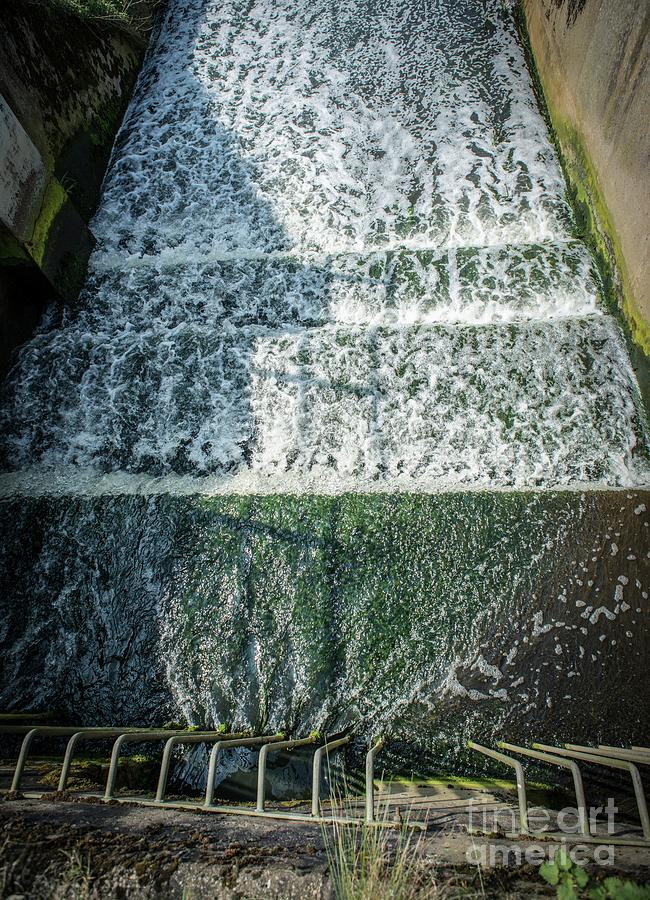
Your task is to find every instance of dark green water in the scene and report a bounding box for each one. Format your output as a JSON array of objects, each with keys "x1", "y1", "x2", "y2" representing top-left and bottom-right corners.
[{"x1": 2, "y1": 490, "x2": 648, "y2": 770}]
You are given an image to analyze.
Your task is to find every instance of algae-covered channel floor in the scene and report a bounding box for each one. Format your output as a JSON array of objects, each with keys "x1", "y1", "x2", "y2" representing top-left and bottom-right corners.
[{"x1": 1, "y1": 489, "x2": 648, "y2": 758}]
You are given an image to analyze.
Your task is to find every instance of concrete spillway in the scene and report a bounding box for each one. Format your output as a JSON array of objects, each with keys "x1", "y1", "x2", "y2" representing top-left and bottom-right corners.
[{"x1": 0, "y1": 0, "x2": 648, "y2": 767}]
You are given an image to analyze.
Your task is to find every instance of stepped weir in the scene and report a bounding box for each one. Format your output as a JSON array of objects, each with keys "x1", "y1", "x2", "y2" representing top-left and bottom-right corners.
[{"x1": 0, "y1": 0, "x2": 649, "y2": 789}]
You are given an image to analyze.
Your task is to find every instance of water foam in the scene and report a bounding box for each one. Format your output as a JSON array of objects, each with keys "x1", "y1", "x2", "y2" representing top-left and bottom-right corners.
[
  {"x1": 92, "y1": 0, "x2": 573, "y2": 261},
  {"x1": 1, "y1": 0, "x2": 647, "y2": 489}
]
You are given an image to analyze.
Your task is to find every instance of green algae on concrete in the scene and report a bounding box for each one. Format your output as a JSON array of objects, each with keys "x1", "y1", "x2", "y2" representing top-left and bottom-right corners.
[
  {"x1": 0, "y1": 228, "x2": 31, "y2": 266},
  {"x1": 514, "y1": 2, "x2": 650, "y2": 426},
  {"x1": 26, "y1": 179, "x2": 67, "y2": 268},
  {"x1": 517, "y1": 1, "x2": 650, "y2": 362},
  {"x1": 552, "y1": 117, "x2": 649, "y2": 356}
]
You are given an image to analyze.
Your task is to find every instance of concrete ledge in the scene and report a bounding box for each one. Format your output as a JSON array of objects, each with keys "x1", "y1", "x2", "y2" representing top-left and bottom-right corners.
[{"x1": 1, "y1": 98, "x2": 94, "y2": 304}]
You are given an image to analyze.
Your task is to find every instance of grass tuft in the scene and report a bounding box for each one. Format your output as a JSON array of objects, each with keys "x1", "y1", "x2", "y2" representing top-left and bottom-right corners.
[
  {"x1": 322, "y1": 794, "x2": 426, "y2": 900},
  {"x1": 60, "y1": 847, "x2": 95, "y2": 898}
]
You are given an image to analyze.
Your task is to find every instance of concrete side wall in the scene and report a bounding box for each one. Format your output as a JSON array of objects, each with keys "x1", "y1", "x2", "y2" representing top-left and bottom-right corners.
[
  {"x1": 522, "y1": 0, "x2": 650, "y2": 354},
  {"x1": 0, "y1": 1, "x2": 148, "y2": 218},
  {"x1": 0, "y1": 96, "x2": 93, "y2": 301},
  {"x1": 0, "y1": 0, "x2": 158, "y2": 375},
  {"x1": 0, "y1": 98, "x2": 49, "y2": 243}
]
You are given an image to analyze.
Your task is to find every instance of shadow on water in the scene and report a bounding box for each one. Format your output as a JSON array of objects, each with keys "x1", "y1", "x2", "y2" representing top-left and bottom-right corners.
[
  {"x1": 0, "y1": 87, "x2": 387, "y2": 475},
  {"x1": 0, "y1": 0, "x2": 363, "y2": 739}
]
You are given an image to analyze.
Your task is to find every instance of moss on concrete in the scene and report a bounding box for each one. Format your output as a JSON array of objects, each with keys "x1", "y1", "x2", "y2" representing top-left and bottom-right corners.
[
  {"x1": 88, "y1": 94, "x2": 126, "y2": 150},
  {"x1": 25, "y1": 179, "x2": 67, "y2": 267},
  {"x1": 0, "y1": 0, "x2": 157, "y2": 368},
  {"x1": 515, "y1": 2, "x2": 650, "y2": 413},
  {"x1": 553, "y1": 117, "x2": 650, "y2": 355},
  {"x1": 0, "y1": 229, "x2": 32, "y2": 266}
]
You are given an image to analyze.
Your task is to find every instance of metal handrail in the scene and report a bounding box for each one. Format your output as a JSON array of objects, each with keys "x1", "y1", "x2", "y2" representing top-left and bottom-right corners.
[
  {"x1": 534, "y1": 743, "x2": 650, "y2": 840},
  {"x1": 256, "y1": 736, "x2": 318, "y2": 812},
  {"x1": 467, "y1": 741, "x2": 528, "y2": 833},
  {"x1": 365, "y1": 736, "x2": 385, "y2": 824},
  {"x1": 311, "y1": 734, "x2": 351, "y2": 818},
  {"x1": 7, "y1": 727, "x2": 145, "y2": 792},
  {"x1": 0, "y1": 725, "x2": 80, "y2": 736},
  {"x1": 498, "y1": 742, "x2": 589, "y2": 835},
  {"x1": 154, "y1": 731, "x2": 246, "y2": 803},
  {"x1": 59, "y1": 728, "x2": 144, "y2": 792},
  {"x1": 11, "y1": 728, "x2": 65, "y2": 792},
  {"x1": 595, "y1": 746, "x2": 650, "y2": 763},
  {"x1": 204, "y1": 734, "x2": 284, "y2": 808},
  {"x1": 0, "y1": 725, "x2": 201, "y2": 794},
  {"x1": 104, "y1": 731, "x2": 216, "y2": 800}
]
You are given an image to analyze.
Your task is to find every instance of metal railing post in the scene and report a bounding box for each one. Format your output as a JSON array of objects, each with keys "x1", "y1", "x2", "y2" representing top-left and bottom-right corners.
[
  {"x1": 256, "y1": 736, "x2": 318, "y2": 813},
  {"x1": 534, "y1": 743, "x2": 650, "y2": 840},
  {"x1": 365, "y1": 737, "x2": 385, "y2": 824},
  {"x1": 311, "y1": 735, "x2": 351, "y2": 818},
  {"x1": 467, "y1": 741, "x2": 529, "y2": 833},
  {"x1": 104, "y1": 730, "x2": 201, "y2": 800},
  {"x1": 58, "y1": 728, "x2": 143, "y2": 792},
  {"x1": 204, "y1": 734, "x2": 284, "y2": 808},
  {"x1": 154, "y1": 731, "x2": 245, "y2": 803},
  {"x1": 58, "y1": 732, "x2": 84, "y2": 792},
  {"x1": 498, "y1": 742, "x2": 589, "y2": 835},
  {"x1": 10, "y1": 728, "x2": 38, "y2": 792},
  {"x1": 8, "y1": 726, "x2": 109, "y2": 792}
]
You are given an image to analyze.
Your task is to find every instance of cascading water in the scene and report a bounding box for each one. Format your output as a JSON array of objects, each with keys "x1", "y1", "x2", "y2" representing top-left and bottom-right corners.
[{"x1": 1, "y1": 0, "x2": 649, "y2": 769}]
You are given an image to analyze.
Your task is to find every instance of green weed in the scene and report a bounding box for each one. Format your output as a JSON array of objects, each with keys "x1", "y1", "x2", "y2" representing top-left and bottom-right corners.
[{"x1": 540, "y1": 848, "x2": 650, "y2": 900}]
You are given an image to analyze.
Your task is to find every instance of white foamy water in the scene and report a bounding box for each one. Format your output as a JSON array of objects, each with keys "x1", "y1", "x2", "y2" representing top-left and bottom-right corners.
[
  {"x1": 93, "y1": 0, "x2": 573, "y2": 259},
  {"x1": 0, "y1": 0, "x2": 648, "y2": 488}
]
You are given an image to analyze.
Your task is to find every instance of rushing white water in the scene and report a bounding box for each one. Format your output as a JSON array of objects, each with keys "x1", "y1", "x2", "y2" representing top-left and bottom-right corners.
[
  {"x1": 1, "y1": 0, "x2": 648, "y2": 487},
  {"x1": 94, "y1": 0, "x2": 574, "y2": 260}
]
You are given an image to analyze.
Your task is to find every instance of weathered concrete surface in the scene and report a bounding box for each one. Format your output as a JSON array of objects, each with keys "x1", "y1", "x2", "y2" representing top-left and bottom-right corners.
[
  {"x1": 0, "y1": 796, "x2": 649, "y2": 898},
  {"x1": 0, "y1": 1, "x2": 151, "y2": 216},
  {"x1": 0, "y1": 0, "x2": 159, "y2": 375},
  {"x1": 522, "y1": 0, "x2": 650, "y2": 354},
  {"x1": 0, "y1": 97, "x2": 49, "y2": 243}
]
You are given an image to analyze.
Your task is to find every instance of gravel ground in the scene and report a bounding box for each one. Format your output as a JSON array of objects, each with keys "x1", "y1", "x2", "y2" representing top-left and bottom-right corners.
[{"x1": 1, "y1": 796, "x2": 649, "y2": 899}]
